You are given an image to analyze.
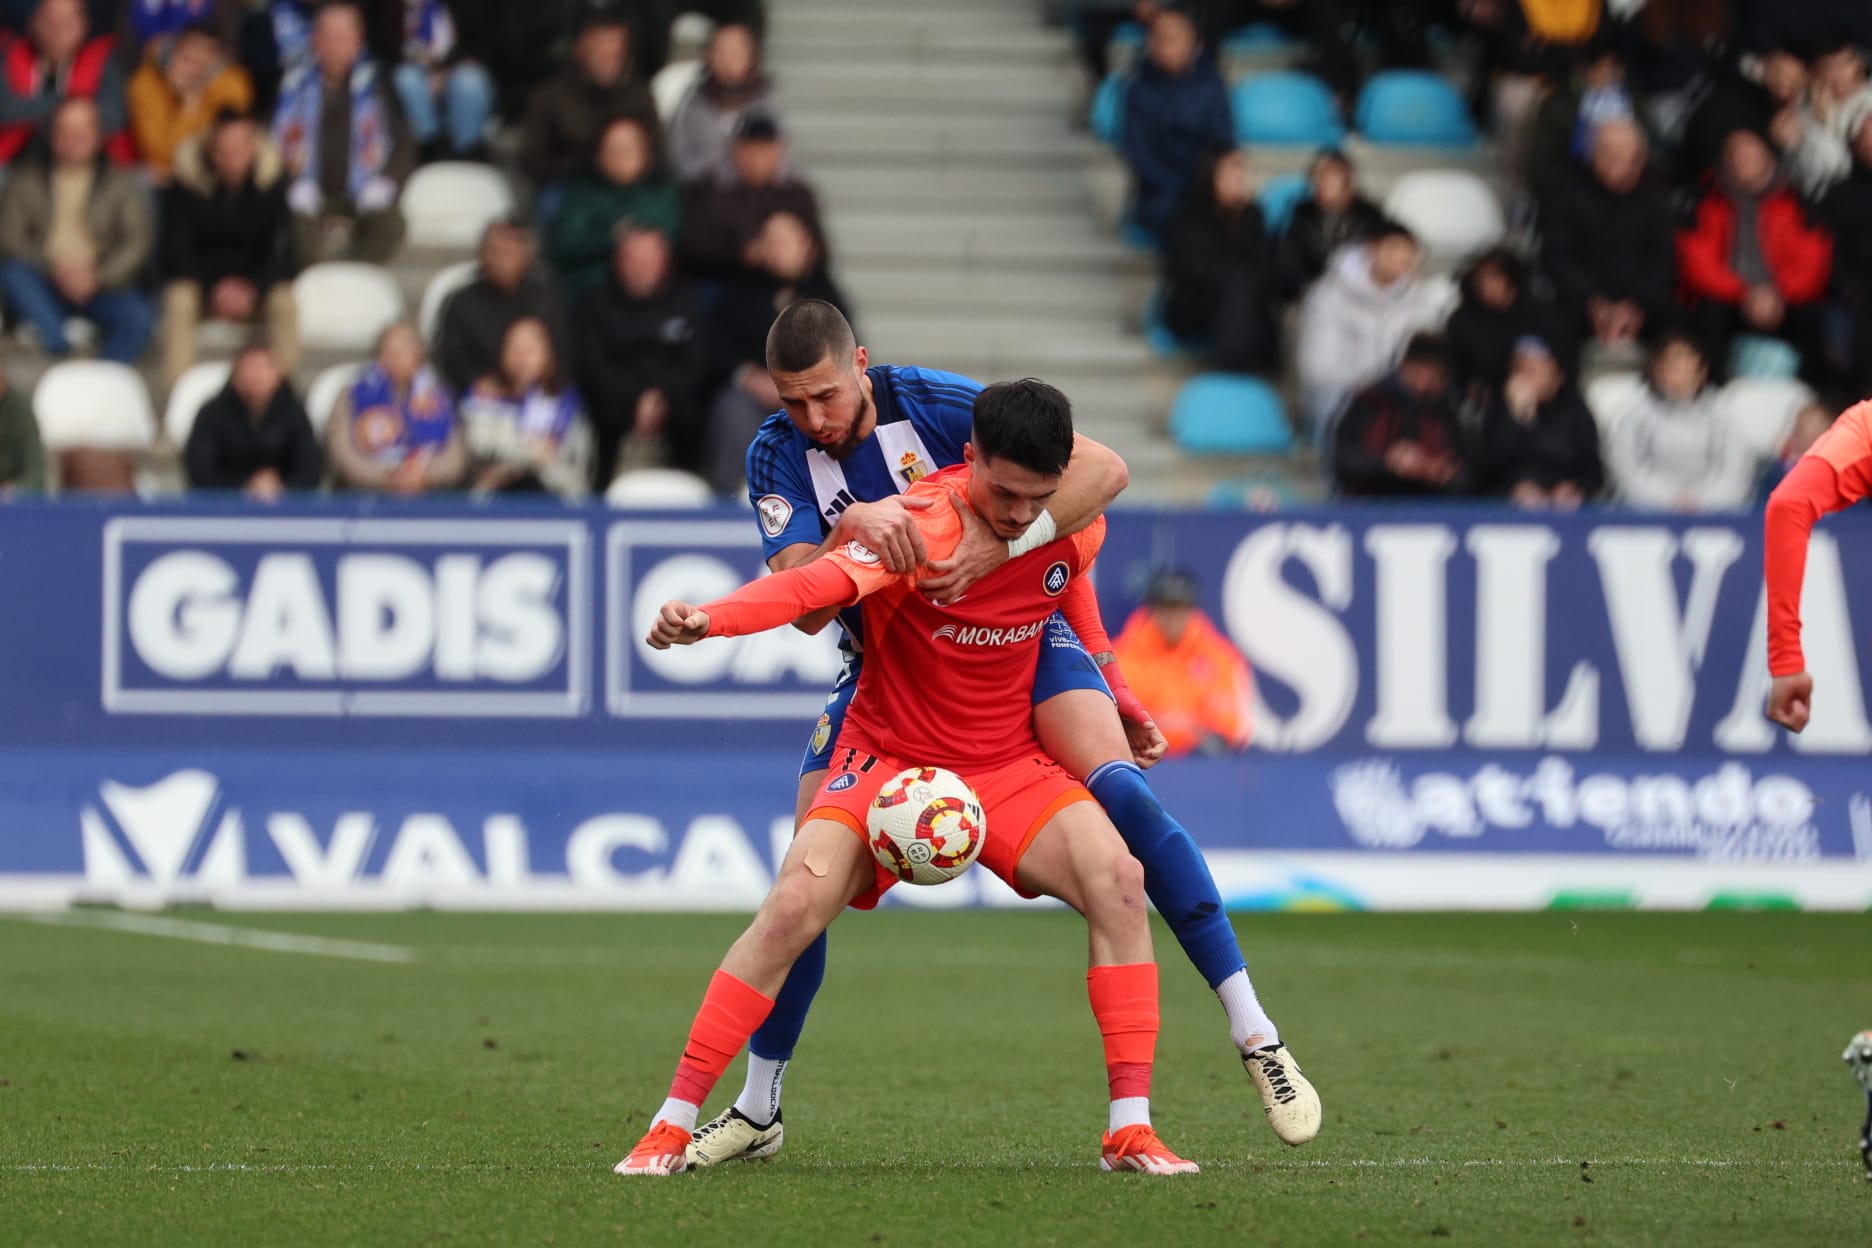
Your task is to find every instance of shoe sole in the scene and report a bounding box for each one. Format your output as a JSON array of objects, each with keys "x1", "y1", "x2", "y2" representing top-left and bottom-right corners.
[
  {"x1": 688, "y1": 1129, "x2": 784, "y2": 1168},
  {"x1": 1099, "y1": 1156, "x2": 1201, "y2": 1175}
]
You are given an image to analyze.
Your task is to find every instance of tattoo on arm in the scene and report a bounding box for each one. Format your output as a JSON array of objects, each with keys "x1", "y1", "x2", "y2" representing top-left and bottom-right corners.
[{"x1": 1091, "y1": 650, "x2": 1115, "y2": 668}]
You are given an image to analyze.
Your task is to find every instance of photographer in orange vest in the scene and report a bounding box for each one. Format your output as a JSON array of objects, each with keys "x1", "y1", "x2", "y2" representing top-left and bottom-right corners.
[{"x1": 1112, "y1": 568, "x2": 1255, "y2": 758}]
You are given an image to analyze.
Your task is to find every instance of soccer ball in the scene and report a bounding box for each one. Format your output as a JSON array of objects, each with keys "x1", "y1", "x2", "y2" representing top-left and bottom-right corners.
[{"x1": 867, "y1": 766, "x2": 986, "y2": 886}]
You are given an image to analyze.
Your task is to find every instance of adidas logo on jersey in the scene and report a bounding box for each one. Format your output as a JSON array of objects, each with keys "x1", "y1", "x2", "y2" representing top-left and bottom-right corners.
[{"x1": 931, "y1": 620, "x2": 1046, "y2": 647}]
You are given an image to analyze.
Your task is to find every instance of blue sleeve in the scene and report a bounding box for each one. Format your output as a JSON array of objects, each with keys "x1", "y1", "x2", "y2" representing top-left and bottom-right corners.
[
  {"x1": 745, "y1": 421, "x2": 824, "y2": 562},
  {"x1": 894, "y1": 365, "x2": 981, "y2": 468}
]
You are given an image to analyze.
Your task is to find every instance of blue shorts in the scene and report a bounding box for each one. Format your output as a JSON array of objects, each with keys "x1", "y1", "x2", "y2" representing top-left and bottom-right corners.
[{"x1": 798, "y1": 612, "x2": 1112, "y2": 776}]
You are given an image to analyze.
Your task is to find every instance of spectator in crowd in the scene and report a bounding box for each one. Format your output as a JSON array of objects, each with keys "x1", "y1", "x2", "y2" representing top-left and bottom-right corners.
[
  {"x1": 327, "y1": 321, "x2": 468, "y2": 494},
  {"x1": 1679, "y1": 46, "x2": 1808, "y2": 187},
  {"x1": 1526, "y1": 36, "x2": 1644, "y2": 201},
  {"x1": 1775, "y1": 37, "x2": 1872, "y2": 197},
  {"x1": 547, "y1": 114, "x2": 682, "y2": 293},
  {"x1": 520, "y1": 9, "x2": 658, "y2": 196},
  {"x1": 1111, "y1": 567, "x2": 1254, "y2": 759},
  {"x1": 702, "y1": 212, "x2": 847, "y2": 493},
  {"x1": 391, "y1": 0, "x2": 493, "y2": 162},
  {"x1": 1758, "y1": 398, "x2": 1835, "y2": 500},
  {"x1": 1446, "y1": 246, "x2": 1574, "y2": 409},
  {"x1": 183, "y1": 340, "x2": 322, "y2": 498},
  {"x1": 681, "y1": 112, "x2": 823, "y2": 278},
  {"x1": 1817, "y1": 116, "x2": 1872, "y2": 394},
  {"x1": 1540, "y1": 117, "x2": 1677, "y2": 352},
  {"x1": 126, "y1": 24, "x2": 253, "y2": 180},
  {"x1": 0, "y1": 366, "x2": 45, "y2": 494},
  {"x1": 274, "y1": 0, "x2": 413, "y2": 265},
  {"x1": 159, "y1": 109, "x2": 298, "y2": 388},
  {"x1": 622, "y1": 0, "x2": 768, "y2": 83},
  {"x1": 1461, "y1": 0, "x2": 1604, "y2": 187},
  {"x1": 433, "y1": 216, "x2": 563, "y2": 395},
  {"x1": 0, "y1": 0, "x2": 130, "y2": 165},
  {"x1": 574, "y1": 225, "x2": 704, "y2": 488},
  {"x1": 1161, "y1": 147, "x2": 1277, "y2": 373},
  {"x1": 1274, "y1": 149, "x2": 1386, "y2": 300},
  {"x1": 461, "y1": 316, "x2": 591, "y2": 499},
  {"x1": 1297, "y1": 220, "x2": 1448, "y2": 437},
  {"x1": 1603, "y1": 327, "x2": 1752, "y2": 510},
  {"x1": 1120, "y1": 6, "x2": 1231, "y2": 240},
  {"x1": 129, "y1": 0, "x2": 248, "y2": 50},
  {"x1": 668, "y1": 22, "x2": 776, "y2": 183},
  {"x1": 244, "y1": 0, "x2": 320, "y2": 114},
  {"x1": 0, "y1": 98, "x2": 153, "y2": 363},
  {"x1": 1479, "y1": 335, "x2": 1603, "y2": 507},
  {"x1": 1677, "y1": 126, "x2": 1833, "y2": 374},
  {"x1": 1332, "y1": 331, "x2": 1474, "y2": 497}
]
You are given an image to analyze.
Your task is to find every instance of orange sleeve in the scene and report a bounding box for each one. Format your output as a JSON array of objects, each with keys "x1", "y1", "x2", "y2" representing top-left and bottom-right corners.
[
  {"x1": 702, "y1": 560, "x2": 861, "y2": 638},
  {"x1": 1764, "y1": 403, "x2": 1872, "y2": 676},
  {"x1": 821, "y1": 479, "x2": 966, "y2": 596},
  {"x1": 1069, "y1": 516, "x2": 1108, "y2": 571}
]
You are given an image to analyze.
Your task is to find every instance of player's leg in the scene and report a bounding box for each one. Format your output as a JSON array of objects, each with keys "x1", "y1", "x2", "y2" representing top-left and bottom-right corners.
[{"x1": 616, "y1": 817, "x2": 872, "y2": 1176}]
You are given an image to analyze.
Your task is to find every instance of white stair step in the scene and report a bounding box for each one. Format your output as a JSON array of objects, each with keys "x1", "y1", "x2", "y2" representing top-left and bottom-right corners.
[{"x1": 841, "y1": 267, "x2": 1128, "y2": 318}]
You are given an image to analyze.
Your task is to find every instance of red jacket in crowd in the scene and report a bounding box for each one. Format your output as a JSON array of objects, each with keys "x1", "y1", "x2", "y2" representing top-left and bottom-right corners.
[
  {"x1": 0, "y1": 30, "x2": 135, "y2": 165},
  {"x1": 1676, "y1": 184, "x2": 1833, "y2": 307}
]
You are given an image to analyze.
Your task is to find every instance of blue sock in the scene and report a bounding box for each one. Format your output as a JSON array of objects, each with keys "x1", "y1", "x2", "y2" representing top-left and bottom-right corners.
[
  {"x1": 748, "y1": 929, "x2": 826, "y2": 1061},
  {"x1": 1087, "y1": 760, "x2": 1246, "y2": 989}
]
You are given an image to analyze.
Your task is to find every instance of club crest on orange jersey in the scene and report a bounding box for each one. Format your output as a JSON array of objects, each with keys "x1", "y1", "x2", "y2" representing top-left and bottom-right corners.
[
  {"x1": 1043, "y1": 561, "x2": 1070, "y2": 595},
  {"x1": 898, "y1": 451, "x2": 931, "y2": 483}
]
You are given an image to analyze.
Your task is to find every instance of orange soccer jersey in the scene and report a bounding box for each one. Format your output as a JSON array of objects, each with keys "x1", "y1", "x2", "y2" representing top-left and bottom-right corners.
[{"x1": 1764, "y1": 401, "x2": 1872, "y2": 676}]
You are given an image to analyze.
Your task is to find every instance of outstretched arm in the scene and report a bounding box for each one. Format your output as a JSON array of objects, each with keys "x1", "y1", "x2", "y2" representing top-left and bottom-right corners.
[{"x1": 648, "y1": 561, "x2": 860, "y2": 650}]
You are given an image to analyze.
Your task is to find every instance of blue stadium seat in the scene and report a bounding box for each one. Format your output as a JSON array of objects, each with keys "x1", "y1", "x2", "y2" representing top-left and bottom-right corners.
[
  {"x1": 1119, "y1": 218, "x2": 1159, "y2": 251},
  {"x1": 1110, "y1": 20, "x2": 1145, "y2": 52},
  {"x1": 1354, "y1": 71, "x2": 1478, "y2": 147},
  {"x1": 1230, "y1": 72, "x2": 1344, "y2": 147},
  {"x1": 1170, "y1": 374, "x2": 1293, "y2": 455},
  {"x1": 1144, "y1": 286, "x2": 1206, "y2": 358},
  {"x1": 1729, "y1": 335, "x2": 1800, "y2": 381},
  {"x1": 1257, "y1": 171, "x2": 1310, "y2": 234},
  {"x1": 1091, "y1": 72, "x2": 1126, "y2": 146},
  {"x1": 1220, "y1": 23, "x2": 1296, "y2": 54}
]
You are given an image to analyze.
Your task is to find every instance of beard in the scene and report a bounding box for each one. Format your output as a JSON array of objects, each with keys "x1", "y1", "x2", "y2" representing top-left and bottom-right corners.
[{"x1": 817, "y1": 390, "x2": 872, "y2": 462}]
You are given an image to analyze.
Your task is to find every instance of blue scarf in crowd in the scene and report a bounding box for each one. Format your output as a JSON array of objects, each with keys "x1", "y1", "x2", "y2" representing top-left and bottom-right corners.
[
  {"x1": 270, "y1": 0, "x2": 316, "y2": 76},
  {"x1": 404, "y1": 0, "x2": 456, "y2": 62},
  {"x1": 274, "y1": 58, "x2": 391, "y2": 199},
  {"x1": 131, "y1": 0, "x2": 217, "y2": 45},
  {"x1": 472, "y1": 382, "x2": 582, "y2": 448},
  {"x1": 347, "y1": 364, "x2": 456, "y2": 464}
]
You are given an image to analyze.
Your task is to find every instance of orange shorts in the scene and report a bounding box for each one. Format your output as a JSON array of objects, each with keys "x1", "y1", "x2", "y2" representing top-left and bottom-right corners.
[{"x1": 807, "y1": 735, "x2": 1094, "y2": 910}]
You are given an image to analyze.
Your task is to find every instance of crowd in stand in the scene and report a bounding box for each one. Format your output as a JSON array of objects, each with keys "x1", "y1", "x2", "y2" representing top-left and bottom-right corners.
[
  {"x1": 1102, "y1": 0, "x2": 1872, "y2": 510},
  {"x1": 0, "y1": 0, "x2": 844, "y2": 501}
]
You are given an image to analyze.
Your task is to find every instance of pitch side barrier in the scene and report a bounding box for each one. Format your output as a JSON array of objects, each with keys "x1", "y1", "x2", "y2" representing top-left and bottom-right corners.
[{"x1": 0, "y1": 498, "x2": 1866, "y2": 912}]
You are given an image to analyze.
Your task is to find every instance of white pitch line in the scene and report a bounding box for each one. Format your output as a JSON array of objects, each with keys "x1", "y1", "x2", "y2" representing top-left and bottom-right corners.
[{"x1": 14, "y1": 911, "x2": 415, "y2": 964}]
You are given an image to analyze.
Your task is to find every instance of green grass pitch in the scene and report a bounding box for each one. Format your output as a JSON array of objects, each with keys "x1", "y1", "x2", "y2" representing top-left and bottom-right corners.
[{"x1": 2, "y1": 909, "x2": 1869, "y2": 1247}]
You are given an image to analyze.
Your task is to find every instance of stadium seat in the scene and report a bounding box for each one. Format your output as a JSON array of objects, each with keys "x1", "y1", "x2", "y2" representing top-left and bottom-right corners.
[
  {"x1": 1143, "y1": 286, "x2": 1205, "y2": 358},
  {"x1": 1354, "y1": 71, "x2": 1478, "y2": 146},
  {"x1": 400, "y1": 161, "x2": 516, "y2": 250},
  {"x1": 33, "y1": 360, "x2": 155, "y2": 451},
  {"x1": 1728, "y1": 334, "x2": 1800, "y2": 381},
  {"x1": 1090, "y1": 72, "x2": 1126, "y2": 146},
  {"x1": 1221, "y1": 23, "x2": 1297, "y2": 55},
  {"x1": 305, "y1": 362, "x2": 365, "y2": 438},
  {"x1": 670, "y1": 11, "x2": 715, "y2": 56},
  {"x1": 1583, "y1": 372, "x2": 1645, "y2": 437},
  {"x1": 1382, "y1": 169, "x2": 1504, "y2": 261},
  {"x1": 1721, "y1": 376, "x2": 1814, "y2": 461},
  {"x1": 1230, "y1": 72, "x2": 1344, "y2": 146},
  {"x1": 418, "y1": 260, "x2": 479, "y2": 344},
  {"x1": 653, "y1": 60, "x2": 704, "y2": 122},
  {"x1": 1110, "y1": 20, "x2": 1145, "y2": 53},
  {"x1": 605, "y1": 467, "x2": 716, "y2": 507},
  {"x1": 294, "y1": 262, "x2": 406, "y2": 352},
  {"x1": 163, "y1": 360, "x2": 233, "y2": 448},
  {"x1": 1169, "y1": 373, "x2": 1292, "y2": 454},
  {"x1": 1257, "y1": 171, "x2": 1309, "y2": 234}
]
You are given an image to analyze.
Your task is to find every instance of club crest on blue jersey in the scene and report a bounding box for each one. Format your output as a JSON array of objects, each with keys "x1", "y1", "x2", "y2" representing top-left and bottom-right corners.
[
  {"x1": 827, "y1": 772, "x2": 859, "y2": 792},
  {"x1": 811, "y1": 713, "x2": 832, "y2": 754},
  {"x1": 1043, "y1": 561, "x2": 1070, "y2": 596},
  {"x1": 898, "y1": 450, "x2": 932, "y2": 483},
  {"x1": 757, "y1": 494, "x2": 793, "y2": 538}
]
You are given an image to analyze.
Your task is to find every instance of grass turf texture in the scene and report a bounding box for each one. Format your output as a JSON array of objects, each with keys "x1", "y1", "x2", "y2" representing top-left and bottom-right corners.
[{"x1": 1, "y1": 911, "x2": 1868, "y2": 1247}]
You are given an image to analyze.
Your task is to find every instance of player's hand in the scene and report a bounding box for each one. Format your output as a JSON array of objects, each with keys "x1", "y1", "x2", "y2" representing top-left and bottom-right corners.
[
  {"x1": 648, "y1": 600, "x2": 711, "y2": 649},
  {"x1": 918, "y1": 491, "x2": 1006, "y2": 604},
  {"x1": 840, "y1": 496, "x2": 934, "y2": 573},
  {"x1": 1766, "y1": 671, "x2": 1813, "y2": 734},
  {"x1": 1123, "y1": 714, "x2": 1169, "y2": 769}
]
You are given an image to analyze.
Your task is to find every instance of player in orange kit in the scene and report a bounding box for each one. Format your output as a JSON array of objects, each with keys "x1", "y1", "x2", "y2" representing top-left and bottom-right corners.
[
  {"x1": 615, "y1": 380, "x2": 1200, "y2": 1178},
  {"x1": 1764, "y1": 399, "x2": 1872, "y2": 732}
]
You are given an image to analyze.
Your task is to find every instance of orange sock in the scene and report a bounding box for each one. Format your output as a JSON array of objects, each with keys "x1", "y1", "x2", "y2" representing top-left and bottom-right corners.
[
  {"x1": 670, "y1": 970, "x2": 776, "y2": 1106},
  {"x1": 1087, "y1": 963, "x2": 1159, "y2": 1101}
]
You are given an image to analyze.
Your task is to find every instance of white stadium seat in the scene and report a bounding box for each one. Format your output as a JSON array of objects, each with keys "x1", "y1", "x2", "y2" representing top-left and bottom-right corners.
[
  {"x1": 163, "y1": 360, "x2": 233, "y2": 448},
  {"x1": 652, "y1": 60, "x2": 704, "y2": 122},
  {"x1": 419, "y1": 260, "x2": 480, "y2": 344},
  {"x1": 1583, "y1": 372, "x2": 1646, "y2": 438},
  {"x1": 606, "y1": 468, "x2": 716, "y2": 508},
  {"x1": 1720, "y1": 377, "x2": 1815, "y2": 463},
  {"x1": 293, "y1": 262, "x2": 406, "y2": 352},
  {"x1": 305, "y1": 362, "x2": 366, "y2": 438},
  {"x1": 1383, "y1": 169, "x2": 1505, "y2": 263},
  {"x1": 33, "y1": 360, "x2": 155, "y2": 451},
  {"x1": 399, "y1": 161, "x2": 516, "y2": 249}
]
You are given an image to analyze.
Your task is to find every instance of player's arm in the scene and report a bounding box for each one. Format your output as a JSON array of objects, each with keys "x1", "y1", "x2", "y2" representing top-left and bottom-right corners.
[
  {"x1": 1762, "y1": 455, "x2": 1852, "y2": 732},
  {"x1": 765, "y1": 497, "x2": 936, "y2": 634},
  {"x1": 1059, "y1": 573, "x2": 1168, "y2": 769},
  {"x1": 649, "y1": 560, "x2": 864, "y2": 649},
  {"x1": 920, "y1": 434, "x2": 1130, "y2": 602}
]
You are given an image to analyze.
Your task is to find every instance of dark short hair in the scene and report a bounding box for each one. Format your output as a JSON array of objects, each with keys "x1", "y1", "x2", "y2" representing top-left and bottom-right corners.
[
  {"x1": 1369, "y1": 218, "x2": 1417, "y2": 247},
  {"x1": 1400, "y1": 331, "x2": 1450, "y2": 370},
  {"x1": 765, "y1": 299, "x2": 854, "y2": 374},
  {"x1": 970, "y1": 379, "x2": 1075, "y2": 478}
]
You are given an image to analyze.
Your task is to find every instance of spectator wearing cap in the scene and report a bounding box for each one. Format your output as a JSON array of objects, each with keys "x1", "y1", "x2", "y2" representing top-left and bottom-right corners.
[
  {"x1": 1773, "y1": 38, "x2": 1872, "y2": 197},
  {"x1": 390, "y1": 0, "x2": 494, "y2": 162},
  {"x1": 1817, "y1": 116, "x2": 1872, "y2": 394},
  {"x1": 547, "y1": 114, "x2": 682, "y2": 294},
  {"x1": 1525, "y1": 37, "x2": 1645, "y2": 201},
  {"x1": 1446, "y1": 246, "x2": 1574, "y2": 409},
  {"x1": 1297, "y1": 220, "x2": 1449, "y2": 437},
  {"x1": 433, "y1": 216, "x2": 565, "y2": 395},
  {"x1": 1161, "y1": 147, "x2": 1278, "y2": 374},
  {"x1": 1602, "y1": 327, "x2": 1753, "y2": 511},
  {"x1": 327, "y1": 322, "x2": 469, "y2": 494},
  {"x1": 668, "y1": 22, "x2": 779, "y2": 184},
  {"x1": 1478, "y1": 335, "x2": 1603, "y2": 507},
  {"x1": 159, "y1": 108, "x2": 299, "y2": 388},
  {"x1": 0, "y1": 365, "x2": 45, "y2": 494},
  {"x1": 126, "y1": 23, "x2": 253, "y2": 180},
  {"x1": 184, "y1": 340, "x2": 322, "y2": 498},
  {"x1": 1332, "y1": 331, "x2": 1474, "y2": 498},
  {"x1": 1111, "y1": 568, "x2": 1254, "y2": 760},
  {"x1": 1120, "y1": 6, "x2": 1232, "y2": 241},
  {"x1": 0, "y1": 0, "x2": 132, "y2": 166},
  {"x1": 273, "y1": 1, "x2": 414, "y2": 265},
  {"x1": 1274, "y1": 149, "x2": 1387, "y2": 301},
  {"x1": 1539, "y1": 117, "x2": 1677, "y2": 351},
  {"x1": 1677, "y1": 126, "x2": 1833, "y2": 375},
  {"x1": 520, "y1": 9, "x2": 659, "y2": 195},
  {"x1": 681, "y1": 111, "x2": 825, "y2": 279}
]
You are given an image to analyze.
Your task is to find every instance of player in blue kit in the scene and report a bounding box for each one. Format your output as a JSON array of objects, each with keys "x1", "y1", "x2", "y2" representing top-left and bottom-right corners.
[{"x1": 685, "y1": 300, "x2": 1320, "y2": 1165}]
